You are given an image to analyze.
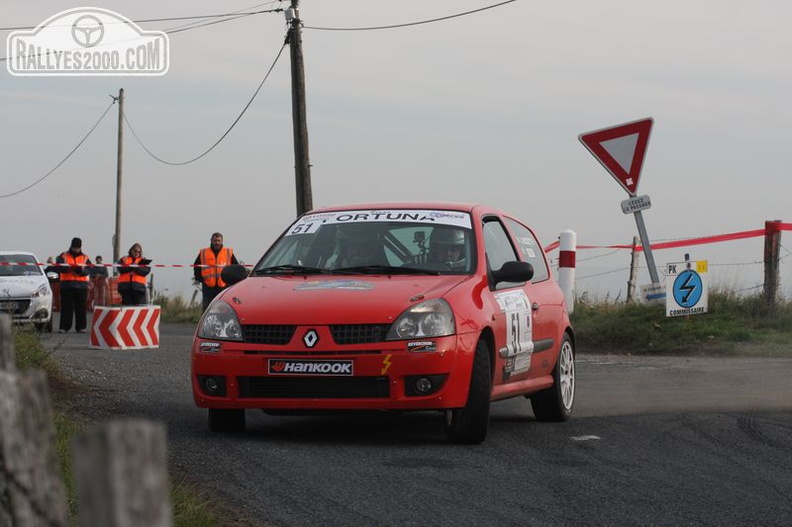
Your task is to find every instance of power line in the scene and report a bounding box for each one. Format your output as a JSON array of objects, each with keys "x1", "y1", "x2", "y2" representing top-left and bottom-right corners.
[
  {"x1": 708, "y1": 261, "x2": 763, "y2": 267},
  {"x1": 304, "y1": 0, "x2": 518, "y2": 31},
  {"x1": 161, "y1": 2, "x2": 281, "y2": 34},
  {"x1": 128, "y1": 8, "x2": 282, "y2": 25},
  {"x1": 164, "y1": 13, "x2": 260, "y2": 35},
  {"x1": 124, "y1": 41, "x2": 287, "y2": 166},
  {"x1": 578, "y1": 248, "x2": 623, "y2": 262},
  {"x1": 0, "y1": 100, "x2": 115, "y2": 199},
  {"x1": 576, "y1": 267, "x2": 631, "y2": 281}
]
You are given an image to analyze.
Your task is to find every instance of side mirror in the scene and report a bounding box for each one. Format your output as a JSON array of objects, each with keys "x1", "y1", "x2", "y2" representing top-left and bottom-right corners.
[
  {"x1": 221, "y1": 264, "x2": 249, "y2": 286},
  {"x1": 46, "y1": 272, "x2": 59, "y2": 281},
  {"x1": 492, "y1": 261, "x2": 533, "y2": 285}
]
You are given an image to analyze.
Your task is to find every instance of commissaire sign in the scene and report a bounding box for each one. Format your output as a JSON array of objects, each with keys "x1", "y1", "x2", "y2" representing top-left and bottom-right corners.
[{"x1": 666, "y1": 260, "x2": 708, "y2": 317}]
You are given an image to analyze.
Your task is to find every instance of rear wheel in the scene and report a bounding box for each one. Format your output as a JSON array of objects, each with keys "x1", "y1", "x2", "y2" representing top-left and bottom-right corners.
[
  {"x1": 531, "y1": 333, "x2": 575, "y2": 421},
  {"x1": 208, "y1": 408, "x2": 246, "y2": 433},
  {"x1": 444, "y1": 339, "x2": 492, "y2": 444}
]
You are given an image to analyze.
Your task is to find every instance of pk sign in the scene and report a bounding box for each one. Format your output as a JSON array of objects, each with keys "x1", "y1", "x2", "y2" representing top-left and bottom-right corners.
[
  {"x1": 579, "y1": 118, "x2": 653, "y2": 196},
  {"x1": 666, "y1": 260, "x2": 709, "y2": 317}
]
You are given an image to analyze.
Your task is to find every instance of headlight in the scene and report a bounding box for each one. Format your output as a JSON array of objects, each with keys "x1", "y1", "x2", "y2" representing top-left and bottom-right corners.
[
  {"x1": 32, "y1": 284, "x2": 50, "y2": 298},
  {"x1": 386, "y1": 299, "x2": 455, "y2": 340},
  {"x1": 198, "y1": 301, "x2": 243, "y2": 341}
]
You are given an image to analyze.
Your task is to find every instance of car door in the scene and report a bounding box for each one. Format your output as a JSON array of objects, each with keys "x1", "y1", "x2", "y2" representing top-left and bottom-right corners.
[
  {"x1": 481, "y1": 217, "x2": 553, "y2": 384},
  {"x1": 503, "y1": 217, "x2": 565, "y2": 379}
]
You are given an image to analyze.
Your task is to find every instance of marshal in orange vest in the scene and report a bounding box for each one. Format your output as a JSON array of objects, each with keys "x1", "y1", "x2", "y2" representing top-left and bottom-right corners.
[
  {"x1": 118, "y1": 256, "x2": 148, "y2": 285},
  {"x1": 200, "y1": 247, "x2": 234, "y2": 288},
  {"x1": 59, "y1": 251, "x2": 90, "y2": 283}
]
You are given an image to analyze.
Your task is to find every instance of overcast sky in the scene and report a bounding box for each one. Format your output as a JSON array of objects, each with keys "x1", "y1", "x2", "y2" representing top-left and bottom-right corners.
[{"x1": 2, "y1": 0, "x2": 791, "y2": 301}]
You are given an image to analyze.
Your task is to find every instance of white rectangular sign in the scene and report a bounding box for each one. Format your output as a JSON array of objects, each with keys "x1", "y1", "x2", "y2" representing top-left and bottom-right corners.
[
  {"x1": 621, "y1": 194, "x2": 652, "y2": 214},
  {"x1": 640, "y1": 283, "x2": 665, "y2": 304}
]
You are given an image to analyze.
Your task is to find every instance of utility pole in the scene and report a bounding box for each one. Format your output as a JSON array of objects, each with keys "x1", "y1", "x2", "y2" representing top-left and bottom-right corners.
[
  {"x1": 113, "y1": 88, "x2": 124, "y2": 272},
  {"x1": 286, "y1": 0, "x2": 313, "y2": 216}
]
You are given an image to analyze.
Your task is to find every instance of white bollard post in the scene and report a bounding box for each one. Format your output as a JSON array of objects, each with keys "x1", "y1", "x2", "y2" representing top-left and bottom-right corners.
[{"x1": 557, "y1": 229, "x2": 577, "y2": 315}]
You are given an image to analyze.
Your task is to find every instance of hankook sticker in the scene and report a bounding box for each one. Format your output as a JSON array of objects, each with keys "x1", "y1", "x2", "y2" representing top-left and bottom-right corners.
[{"x1": 269, "y1": 359, "x2": 353, "y2": 376}]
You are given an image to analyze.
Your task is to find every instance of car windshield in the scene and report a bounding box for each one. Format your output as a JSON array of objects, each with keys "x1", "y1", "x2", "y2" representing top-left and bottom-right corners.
[
  {"x1": 255, "y1": 209, "x2": 476, "y2": 275},
  {"x1": 0, "y1": 254, "x2": 42, "y2": 277}
]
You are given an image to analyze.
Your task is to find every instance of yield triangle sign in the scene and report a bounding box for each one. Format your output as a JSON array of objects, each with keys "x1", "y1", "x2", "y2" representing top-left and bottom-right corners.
[{"x1": 579, "y1": 117, "x2": 653, "y2": 196}]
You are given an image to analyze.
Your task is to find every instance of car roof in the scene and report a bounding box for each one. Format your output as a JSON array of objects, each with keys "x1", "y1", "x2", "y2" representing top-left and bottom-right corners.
[
  {"x1": 307, "y1": 202, "x2": 499, "y2": 216},
  {"x1": 0, "y1": 251, "x2": 39, "y2": 258}
]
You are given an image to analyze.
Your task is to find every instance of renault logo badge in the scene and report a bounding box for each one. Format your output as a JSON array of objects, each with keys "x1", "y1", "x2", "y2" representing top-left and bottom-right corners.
[{"x1": 303, "y1": 329, "x2": 318, "y2": 348}]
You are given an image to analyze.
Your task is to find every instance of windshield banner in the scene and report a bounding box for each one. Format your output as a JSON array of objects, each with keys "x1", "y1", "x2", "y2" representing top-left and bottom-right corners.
[{"x1": 287, "y1": 209, "x2": 472, "y2": 236}]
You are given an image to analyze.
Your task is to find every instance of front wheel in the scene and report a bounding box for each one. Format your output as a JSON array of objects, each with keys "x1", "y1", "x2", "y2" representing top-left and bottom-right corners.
[
  {"x1": 208, "y1": 408, "x2": 246, "y2": 433},
  {"x1": 35, "y1": 320, "x2": 53, "y2": 333},
  {"x1": 444, "y1": 339, "x2": 492, "y2": 444},
  {"x1": 531, "y1": 333, "x2": 575, "y2": 421}
]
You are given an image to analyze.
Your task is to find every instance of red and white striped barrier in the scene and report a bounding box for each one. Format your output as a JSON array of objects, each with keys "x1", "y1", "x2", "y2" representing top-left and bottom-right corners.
[
  {"x1": 557, "y1": 229, "x2": 577, "y2": 315},
  {"x1": 90, "y1": 306, "x2": 161, "y2": 350}
]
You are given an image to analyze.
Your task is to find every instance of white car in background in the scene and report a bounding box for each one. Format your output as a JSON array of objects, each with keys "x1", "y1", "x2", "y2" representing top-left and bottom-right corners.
[{"x1": 0, "y1": 251, "x2": 53, "y2": 331}]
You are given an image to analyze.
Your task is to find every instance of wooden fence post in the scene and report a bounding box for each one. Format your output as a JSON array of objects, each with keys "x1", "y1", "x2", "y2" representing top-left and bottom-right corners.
[
  {"x1": 763, "y1": 220, "x2": 782, "y2": 307},
  {"x1": 626, "y1": 236, "x2": 640, "y2": 302},
  {"x1": 0, "y1": 314, "x2": 15, "y2": 373},
  {"x1": 72, "y1": 419, "x2": 172, "y2": 527},
  {"x1": 0, "y1": 314, "x2": 12, "y2": 527},
  {"x1": 0, "y1": 369, "x2": 70, "y2": 527}
]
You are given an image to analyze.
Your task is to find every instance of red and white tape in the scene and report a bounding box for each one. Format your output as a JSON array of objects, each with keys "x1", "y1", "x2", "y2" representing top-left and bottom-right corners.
[
  {"x1": 0, "y1": 262, "x2": 252, "y2": 268},
  {"x1": 543, "y1": 222, "x2": 792, "y2": 253},
  {"x1": 2, "y1": 222, "x2": 790, "y2": 264}
]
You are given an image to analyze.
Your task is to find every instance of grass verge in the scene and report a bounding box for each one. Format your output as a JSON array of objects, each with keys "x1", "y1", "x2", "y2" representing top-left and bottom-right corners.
[
  {"x1": 572, "y1": 289, "x2": 792, "y2": 356},
  {"x1": 154, "y1": 293, "x2": 202, "y2": 324},
  {"x1": 12, "y1": 328, "x2": 218, "y2": 527}
]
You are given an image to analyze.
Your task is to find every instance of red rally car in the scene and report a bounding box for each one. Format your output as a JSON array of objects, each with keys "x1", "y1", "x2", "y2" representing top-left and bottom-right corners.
[{"x1": 191, "y1": 202, "x2": 575, "y2": 444}]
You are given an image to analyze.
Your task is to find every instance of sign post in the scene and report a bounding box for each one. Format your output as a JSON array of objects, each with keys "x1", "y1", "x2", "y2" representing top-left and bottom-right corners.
[{"x1": 579, "y1": 117, "x2": 660, "y2": 285}]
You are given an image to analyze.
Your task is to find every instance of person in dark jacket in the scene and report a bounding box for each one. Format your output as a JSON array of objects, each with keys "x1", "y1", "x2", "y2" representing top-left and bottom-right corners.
[
  {"x1": 193, "y1": 232, "x2": 239, "y2": 311},
  {"x1": 56, "y1": 237, "x2": 92, "y2": 333},
  {"x1": 117, "y1": 243, "x2": 151, "y2": 306}
]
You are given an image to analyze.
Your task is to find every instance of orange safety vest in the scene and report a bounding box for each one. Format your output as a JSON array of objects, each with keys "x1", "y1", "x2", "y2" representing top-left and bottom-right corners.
[
  {"x1": 200, "y1": 247, "x2": 233, "y2": 288},
  {"x1": 59, "y1": 252, "x2": 90, "y2": 282},
  {"x1": 118, "y1": 256, "x2": 147, "y2": 285}
]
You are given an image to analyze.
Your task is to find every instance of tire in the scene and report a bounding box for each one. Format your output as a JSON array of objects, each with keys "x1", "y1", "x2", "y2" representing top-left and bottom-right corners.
[
  {"x1": 35, "y1": 320, "x2": 52, "y2": 333},
  {"x1": 208, "y1": 408, "x2": 246, "y2": 433},
  {"x1": 444, "y1": 339, "x2": 492, "y2": 444},
  {"x1": 531, "y1": 333, "x2": 575, "y2": 421}
]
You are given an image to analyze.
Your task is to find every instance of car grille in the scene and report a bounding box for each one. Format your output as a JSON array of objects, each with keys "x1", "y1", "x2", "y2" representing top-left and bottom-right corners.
[
  {"x1": 0, "y1": 299, "x2": 31, "y2": 315},
  {"x1": 242, "y1": 325, "x2": 296, "y2": 345},
  {"x1": 238, "y1": 376, "x2": 390, "y2": 399},
  {"x1": 241, "y1": 324, "x2": 391, "y2": 345},
  {"x1": 330, "y1": 324, "x2": 391, "y2": 344}
]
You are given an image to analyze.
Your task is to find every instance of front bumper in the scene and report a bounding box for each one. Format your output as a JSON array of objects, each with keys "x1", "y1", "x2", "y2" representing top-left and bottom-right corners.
[
  {"x1": 0, "y1": 295, "x2": 52, "y2": 324},
  {"x1": 191, "y1": 333, "x2": 479, "y2": 411}
]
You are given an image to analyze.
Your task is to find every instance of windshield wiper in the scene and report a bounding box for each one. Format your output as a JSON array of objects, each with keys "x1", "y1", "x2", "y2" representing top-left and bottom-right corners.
[
  {"x1": 332, "y1": 265, "x2": 440, "y2": 275},
  {"x1": 253, "y1": 265, "x2": 327, "y2": 275}
]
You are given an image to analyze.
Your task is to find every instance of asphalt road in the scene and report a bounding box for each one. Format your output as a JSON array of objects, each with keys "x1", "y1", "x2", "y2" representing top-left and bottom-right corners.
[{"x1": 42, "y1": 322, "x2": 792, "y2": 527}]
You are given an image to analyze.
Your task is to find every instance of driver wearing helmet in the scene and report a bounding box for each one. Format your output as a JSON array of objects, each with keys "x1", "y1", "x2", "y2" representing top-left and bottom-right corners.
[
  {"x1": 429, "y1": 228, "x2": 467, "y2": 269},
  {"x1": 333, "y1": 224, "x2": 383, "y2": 268}
]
